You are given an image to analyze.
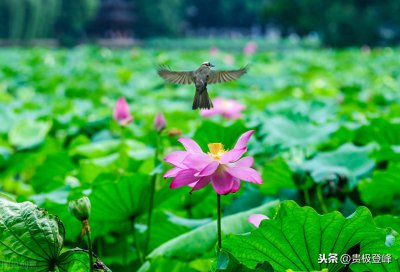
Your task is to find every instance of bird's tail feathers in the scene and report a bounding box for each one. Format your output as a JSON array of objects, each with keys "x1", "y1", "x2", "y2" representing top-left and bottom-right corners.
[{"x1": 192, "y1": 88, "x2": 213, "y2": 110}]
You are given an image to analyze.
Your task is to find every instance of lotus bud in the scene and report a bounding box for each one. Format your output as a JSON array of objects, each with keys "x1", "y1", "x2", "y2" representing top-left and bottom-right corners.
[
  {"x1": 68, "y1": 196, "x2": 91, "y2": 221},
  {"x1": 154, "y1": 112, "x2": 166, "y2": 132},
  {"x1": 113, "y1": 97, "x2": 133, "y2": 126}
]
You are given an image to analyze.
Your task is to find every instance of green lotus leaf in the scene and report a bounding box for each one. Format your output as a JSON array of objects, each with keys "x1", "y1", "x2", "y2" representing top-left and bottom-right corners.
[
  {"x1": 355, "y1": 119, "x2": 400, "y2": 146},
  {"x1": 141, "y1": 200, "x2": 280, "y2": 271},
  {"x1": 8, "y1": 119, "x2": 52, "y2": 149},
  {"x1": 90, "y1": 173, "x2": 151, "y2": 236},
  {"x1": 261, "y1": 116, "x2": 338, "y2": 149},
  {"x1": 224, "y1": 200, "x2": 399, "y2": 272},
  {"x1": 302, "y1": 143, "x2": 375, "y2": 189},
  {"x1": 192, "y1": 120, "x2": 247, "y2": 151},
  {"x1": 0, "y1": 198, "x2": 108, "y2": 271},
  {"x1": 359, "y1": 163, "x2": 400, "y2": 209},
  {"x1": 260, "y1": 157, "x2": 296, "y2": 195}
]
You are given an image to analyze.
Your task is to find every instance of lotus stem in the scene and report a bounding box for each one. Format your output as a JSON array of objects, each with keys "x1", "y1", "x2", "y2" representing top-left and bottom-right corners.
[
  {"x1": 317, "y1": 185, "x2": 328, "y2": 214},
  {"x1": 144, "y1": 133, "x2": 160, "y2": 255},
  {"x1": 132, "y1": 217, "x2": 144, "y2": 264},
  {"x1": 217, "y1": 194, "x2": 222, "y2": 250},
  {"x1": 83, "y1": 220, "x2": 94, "y2": 272}
]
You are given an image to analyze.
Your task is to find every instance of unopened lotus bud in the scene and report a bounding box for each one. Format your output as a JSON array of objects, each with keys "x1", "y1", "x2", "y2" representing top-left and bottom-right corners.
[
  {"x1": 154, "y1": 112, "x2": 166, "y2": 132},
  {"x1": 68, "y1": 196, "x2": 91, "y2": 221},
  {"x1": 113, "y1": 97, "x2": 133, "y2": 126}
]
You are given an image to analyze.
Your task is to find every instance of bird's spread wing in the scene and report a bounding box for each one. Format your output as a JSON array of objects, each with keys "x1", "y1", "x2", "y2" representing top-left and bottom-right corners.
[
  {"x1": 158, "y1": 68, "x2": 194, "y2": 85},
  {"x1": 207, "y1": 66, "x2": 247, "y2": 84}
]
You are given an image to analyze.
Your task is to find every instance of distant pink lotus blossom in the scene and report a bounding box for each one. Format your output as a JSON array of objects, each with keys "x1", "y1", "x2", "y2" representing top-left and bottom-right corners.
[
  {"x1": 154, "y1": 112, "x2": 166, "y2": 132},
  {"x1": 223, "y1": 55, "x2": 234, "y2": 65},
  {"x1": 113, "y1": 97, "x2": 133, "y2": 126},
  {"x1": 361, "y1": 45, "x2": 371, "y2": 54},
  {"x1": 163, "y1": 130, "x2": 262, "y2": 195},
  {"x1": 210, "y1": 47, "x2": 219, "y2": 56},
  {"x1": 201, "y1": 98, "x2": 245, "y2": 119},
  {"x1": 244, "y1": 42, "x2": 257, "y2": 55},
  {"x1": 248, "y1": 214, "x2": 269, "y2": 228}
]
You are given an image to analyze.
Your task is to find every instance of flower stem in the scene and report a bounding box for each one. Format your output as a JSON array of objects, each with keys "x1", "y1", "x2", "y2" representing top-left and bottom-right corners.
[
  {"x1": 144, "y1": 134, "x2": 160, "y2": 255},
  {"x1": 144, "y1": 174, "x2": 156, "y2": 255},
  {"x1": 316, "y1": 185, "x2": 328, "y2": 214},
  {"x1": 303, "y1": 187, "x2": 311, "y2": 206},
  {"x1": 82, "y1": 220, "x2": 94, "y2": 272},
  {"x1": 132, "y1": 218, "x2": 144, "y2": 264},
  {"x1": 119, "y1": 126, "x2": 129, "y2": 170},
  {"x1": 87, "y1": 231, "x2": 94, "y2": 272},
  {"x1": 217, "y1": 194, "x2": 222, "y2": 251}
]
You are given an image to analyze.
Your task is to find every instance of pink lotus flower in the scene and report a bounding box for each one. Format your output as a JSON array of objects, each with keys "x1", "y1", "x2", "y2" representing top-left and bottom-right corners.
[
  {"x1": 223, "y1": 55, "x2": 235, "y2": 65},
  {"x1": 210, "y1": 47, "x2": 219, "y2": 56},
  {"x1": 113, "y1": 97, "x2": 133, "y2": 126},
  {"x1": 244, "y1": 42, "x2": 257, "y2": 55},
  {"x1": 154, "y1": 112, "x2": 166, "y2": 132},
  {"x1": 248, "y1": 214, "x2": 269, "y2": 228},
  {"x1": 201, "y1": 98, "x2": 245, "y2": 119},
  {"x1": 163, "y1": 130, "x2": 262, "y2": 195}
]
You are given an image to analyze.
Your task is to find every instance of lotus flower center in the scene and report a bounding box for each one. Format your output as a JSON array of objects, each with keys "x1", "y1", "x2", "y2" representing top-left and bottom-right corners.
[
  {"x1": 221, "y1": 100, "x2": 233, "y2": 110},
  {"x1": 207, "y1": 143, "x2": 226, "y2": 161}
]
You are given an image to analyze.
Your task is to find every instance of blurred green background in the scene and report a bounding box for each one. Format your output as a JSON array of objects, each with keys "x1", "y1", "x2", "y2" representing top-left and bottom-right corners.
[{"x1": 0, "y1": 0, "x2": 399, "y2": 47}]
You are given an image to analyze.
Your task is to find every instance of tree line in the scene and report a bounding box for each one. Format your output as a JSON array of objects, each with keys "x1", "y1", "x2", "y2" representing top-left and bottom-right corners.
[{"x1": 0, "y1": 0, "x2": 399, "y2": 47}]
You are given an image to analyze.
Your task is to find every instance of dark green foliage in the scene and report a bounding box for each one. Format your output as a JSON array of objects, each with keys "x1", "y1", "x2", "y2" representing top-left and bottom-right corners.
[
  {"x1": 133, "y1": 0, "x2": 185, "y2": 38},
  {"x1": 262, "y1": 0, "x2": 400, "y2": 46},
  {"x1": 55, "y1": 0, "x2": 99, "y2": 45},
  {"x1": 0, "y1": 0, "x2": 98, "y2": 44},
  {"x1": 0, "y1": 0, "x2": 61, "y2": 40}
]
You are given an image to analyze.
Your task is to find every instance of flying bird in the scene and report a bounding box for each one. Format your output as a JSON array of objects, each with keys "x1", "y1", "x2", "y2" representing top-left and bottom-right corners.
[{"x1": 158, "y1": 62, "x2": 247, "y2": 110}]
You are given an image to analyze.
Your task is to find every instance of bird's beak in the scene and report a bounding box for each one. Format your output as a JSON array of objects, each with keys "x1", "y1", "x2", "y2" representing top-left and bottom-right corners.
[{"x1": 210, "y1": 63, "x2": 215, "y2": 67}]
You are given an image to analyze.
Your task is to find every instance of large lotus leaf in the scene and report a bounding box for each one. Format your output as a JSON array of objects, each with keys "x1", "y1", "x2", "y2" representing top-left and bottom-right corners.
[
  {"x1": 148, "y1": 211, "x2": 212, "y2": 252},
  {"x1": 359, "y1": 163, "x2": 400, "y2": 209},
  {"x1": 90, "y1": 173, "x2": 151, "y2": 236},
  {"x1": 70, "y1": 139, "x2": 120, "y2": 158},
  {"x1": 8, "y1": 119, "x2": 52, "y2": 149},
  {"x1": 264, "y1": 99, "x2": 338, "y2": 124},
  {"x1": 29, "y1": 191, "x2": 82, "y2": 242},
  {"x1": 0, "y1": 199, "x2": 106, "y2": 271},
  {"x1": 143, "y1": 200, "x2": 279, "y2": 268},
  {"x1": 31, "y1": 152, "x2": 75, "y2": 193},
  {"x1": 260, "y1": 157, "x2": 296, "y2": 195},
  {"x1": 58, "y1": 249, "x2": 111, "y2": 272},
  {"x1": 261, "y1": 116, "x2": 338, "y2": 149},
  {"x1": 355, "y1": 119, "x2": 400, "y2": 146},
  {"x1": 302, "y1": 143, "x2": 375, "y2": 189},
  {"x1": 78, "y1": 154, "x2": 120, "y2": 183},
  {"x1": 374, "y1": 214, "x2": 400, "y2": 255},
  {"x1": 375, "y1": 215, "x2": 400, "y2": 234},
  {"x1": 0, "y1": 106, "x2": 17, "y2": 133},
  {"x1": 370, "y1": 145, "x2": 400, "y2": 163},
  {"x1": 224, "y1": 200, "x2": 399, "y2": 272},
  {"x1": 192, "y1": 120, "x2": 247, "y2": 151}
]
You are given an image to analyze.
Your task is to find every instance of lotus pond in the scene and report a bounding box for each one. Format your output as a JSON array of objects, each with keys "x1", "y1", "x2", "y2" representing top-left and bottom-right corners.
[{"x1": 0, "y1": 46, "x2": 399, "y2": 272}]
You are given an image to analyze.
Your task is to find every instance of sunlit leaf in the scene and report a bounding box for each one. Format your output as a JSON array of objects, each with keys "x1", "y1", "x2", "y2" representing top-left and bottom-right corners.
[
  {"x1": 359, "y1": 164, "x2": 400, "y2": 209},
  {"x1": 302, "y1": 143, "x2": 375, "y2": 189},
  {"x1": 0, "y1": 198, "x2": 108, "y2": 271},
  {"x1": 90, "y1": 173, "x2": 151, "y2": 236},
  {"x1": 8, "y1": 119, "x2": 52, "y2": 149},
  {"x1": 224, "y1": 200, "x2": 399, "y2": 272},
  {"x1": 144, "y1": 200, "x2": 279, "y2": 266}
]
